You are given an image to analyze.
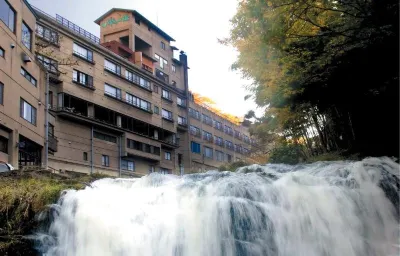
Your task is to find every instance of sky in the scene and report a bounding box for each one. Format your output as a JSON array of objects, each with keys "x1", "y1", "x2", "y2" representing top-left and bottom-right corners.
[{"x1": 28, "y1": 0, "x2": 260, "y2": 118}]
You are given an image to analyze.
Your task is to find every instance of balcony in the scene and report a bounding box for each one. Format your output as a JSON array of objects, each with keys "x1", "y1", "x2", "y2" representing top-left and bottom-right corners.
[
  {"x1": 203, "y1": 118, "x2": 213, "y2": 126},
  {"x1": 234, "y1": 131, "x2": 243, "y2": 140},
  {"x1": 56, "y1": 93, "x2": 177, "y2": 146},
  {"x1": 48, "y1": 135, "x2": 58, "y2": 152},
  {"x1": 101, "y1": 40, "x2": 135, "y2": 63},
  {"x1": 134, "y1": 52, "x2": 156, "y2": 75},
  {"x1": 155, "y1": 69, "x2": 169, "y2": 84},
  {"x1": 203, "y1": 135, "x2": 213, "y2": 143},
  {"x1": 215, "y1": 139, "x2": 223, "y2": 147}
]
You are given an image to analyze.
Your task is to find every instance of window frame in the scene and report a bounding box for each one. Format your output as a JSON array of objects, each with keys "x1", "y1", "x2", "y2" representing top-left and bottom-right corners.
[
  {"x1": 172, "y1": 64, "x2": 176, "y2": 73},
  {"x1": 101, "y1": 155, "x2": 110, "y2": 167},
  {"x1": 161, "y1": 41, "x2": 166, "y2": 50},
  {"x1": 0, "y1": 47, "x2": 4, "y2": 58},
  {"x1": 104, "y1": 59, "x2": 121, "y2": 75},
  {"x1": 104, "y1": 83, "x2": 121, "y2": 99},
  {"x1": 94, "y1": 131, "x2": 117, "y2": 143},
  {"x1": 191, "y1": 141, "x2": 201, "y2": 154},
  {"x1": 73, "y1": 43, "x2": 94, "y2": 62},
  {"x1": 126, "y1": 92, "x2": 151, "y2": 112},
  {"x1": 204, "y1": 146, "x2": 213, "y2": 159},
  {"x1": 20, "y1": 67, "x2": 37, "y2": 86},
  {"x1": 0, "y1": 0, "x2": 16, "y2": 32},
  {"x1": 0, "y1": 82, "x2": 3, "y2": 105},
  {"x1": 36, "y1": 24, "x2": 59, "y2": 45},
  {"x1": 73, "y1": 69, "x2": 93, "y2": 88},
  {"x1": 20, "y1": 98, "x2": 37, "y2": 125},
  {"x1": 164, "y1": 151, "x2": 171, "y2": 160},
  {"x1": 161, "y1": 108, "x2": 173, "y2": 121},
  {"x1": 162, "y1": 89, "x2": 172, "y2": 101}
]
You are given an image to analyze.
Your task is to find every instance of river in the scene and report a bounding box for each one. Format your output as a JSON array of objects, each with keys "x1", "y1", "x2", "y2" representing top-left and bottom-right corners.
[{"x1": 35, "y1": 157, "x2": 399, "y2": 256}]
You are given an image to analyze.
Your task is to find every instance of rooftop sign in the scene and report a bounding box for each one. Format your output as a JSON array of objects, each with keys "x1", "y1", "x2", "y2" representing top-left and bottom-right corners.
[{"x1": 101, "y1": 14, "x2": 129, "y2": 27}]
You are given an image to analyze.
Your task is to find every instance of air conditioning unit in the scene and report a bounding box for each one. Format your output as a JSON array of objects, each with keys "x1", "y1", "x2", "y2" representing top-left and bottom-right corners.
[{"x1": 22, "y1": 53, "x2": 31, "y2": 63}]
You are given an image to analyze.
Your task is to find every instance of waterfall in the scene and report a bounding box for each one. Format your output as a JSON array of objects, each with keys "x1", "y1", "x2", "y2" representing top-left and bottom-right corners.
[{"x1": 36, "y1": 157, "x2": 399, "y2": 256}]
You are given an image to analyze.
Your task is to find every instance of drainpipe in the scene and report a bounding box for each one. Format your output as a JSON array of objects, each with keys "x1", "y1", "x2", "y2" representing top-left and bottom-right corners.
[
  {"x1": 44, "y1": 71, "x2": 49, "y2": 170},
  {"x1": 119, "y1": 135, "x2": 122, "y2": 177},
  {"x1": 180, "y1": 51, "x2": 190, "y2": 175},
  {"x1": 90, "y1": 125, "x2": 93, "y2": 175}
]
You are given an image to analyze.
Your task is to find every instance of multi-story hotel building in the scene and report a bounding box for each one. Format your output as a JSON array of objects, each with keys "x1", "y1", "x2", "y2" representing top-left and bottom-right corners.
[{"x1": 0, "y1": 0, "x2": 252, "y2": 176}]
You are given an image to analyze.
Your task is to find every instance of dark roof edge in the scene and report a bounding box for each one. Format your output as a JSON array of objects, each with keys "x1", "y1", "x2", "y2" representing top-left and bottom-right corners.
[
  {"x1": 94, "y1": 8, "x2": 175, "y2": 42},
  {"x1": 24, "y1": 0, "x2": 39, "y2": 18}
]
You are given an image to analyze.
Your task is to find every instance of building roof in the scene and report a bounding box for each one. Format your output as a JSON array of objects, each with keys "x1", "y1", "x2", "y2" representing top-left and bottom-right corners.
[
  {"x1": 24, "y1": 0, "x2": 38, "y2": 18},
  {"x1": 94, "y1": 8, "x2": 175, "y2": 42}
]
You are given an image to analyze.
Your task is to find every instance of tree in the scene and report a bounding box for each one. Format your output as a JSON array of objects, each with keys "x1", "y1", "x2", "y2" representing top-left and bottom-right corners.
[{"x1": 224, "y1": 0, "x2": 399, "y2": 160}]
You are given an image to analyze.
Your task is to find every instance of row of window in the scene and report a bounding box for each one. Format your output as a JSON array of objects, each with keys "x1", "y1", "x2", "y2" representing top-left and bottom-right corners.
[
  {"x1": 188, "y1": 108, "x2": 248, "y2": 141},
  {"x1": 190, "y1": 141, "x2": 235, "y2": 162},
  {"x1": 190, "y1": 124, "x2": 249, "y2": 147},
  {"x1": 94, "y1": 131, "x2": 117, "y2": 143},
  {"x1": 126, "y1": 138, "x2": 161, "y2": 156}
]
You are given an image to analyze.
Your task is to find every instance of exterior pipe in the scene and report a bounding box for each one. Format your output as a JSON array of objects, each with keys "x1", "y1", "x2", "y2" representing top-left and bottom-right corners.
[
  {"x1": 90, "y1": 125, "x2": 93, "y2": 175},
  {"x1": 119, "y1": 135, "x2": 122, "y2": 177},
  {"x1": 44, "y1": 71, "x2": 49, "y2": 170}
]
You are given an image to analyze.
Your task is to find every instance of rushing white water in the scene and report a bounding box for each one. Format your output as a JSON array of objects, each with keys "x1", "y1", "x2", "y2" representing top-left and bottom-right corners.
[{"x1": 36, "y1": 157, "x2": 399, "y2": 256}]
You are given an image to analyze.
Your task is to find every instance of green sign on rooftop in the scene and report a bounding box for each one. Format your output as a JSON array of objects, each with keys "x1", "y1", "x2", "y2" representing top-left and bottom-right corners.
[{"x1": 101, "y1": 15, "x2": 130, "y2": 28}]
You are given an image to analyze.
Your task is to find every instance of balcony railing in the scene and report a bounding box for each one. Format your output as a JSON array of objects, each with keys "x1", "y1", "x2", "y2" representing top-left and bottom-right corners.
[
  {"x1": 215, "y1": 140, "x2": 223, "y2": 147},
  {"x1": 203, "y1": 135, "x2": 213, "y2": 143},
  {"x1": 178, "y1": 119, "x2": 187, "y2": 126},
  {"x1": 203, "y1": 118, "x2": 213, "y2": 126},
  {"x1": 190, "y1": 130, "x2": 201, "y2": 137},
  {"x1": 225, "y1": 144, "x2": 234, "y2": 150},
  {"x1": 142, "y1": 64, "x2": 153, "y2": 74},
  {"x1": 56, "y1": 14, "x2": 100, "y2": 44}
]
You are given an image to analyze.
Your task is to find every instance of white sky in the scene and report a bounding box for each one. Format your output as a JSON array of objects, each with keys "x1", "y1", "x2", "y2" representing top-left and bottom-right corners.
[{"x1": 29, "y1": 0, "x2": 260, "y2": 118}]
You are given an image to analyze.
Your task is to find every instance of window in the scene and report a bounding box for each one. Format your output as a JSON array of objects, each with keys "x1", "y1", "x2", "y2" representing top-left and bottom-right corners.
[
  {"x1": 191, "y1": 141, "x2": 201, "y2": 154},
  {"x1": 189, "y1": 108, "x2": 201, "y2": 120},
  {"x1": 37, "y1": 55, "x2": 58, "y2": 74},
  {"x1": 234, "y1": 130, "x2": 242, "y2": 139},
  {"x1": 178, "y1": 116, "x2": 187, "y2": 125},
  {"x1": 154, "y1": 54, "x2": 168, "y2": 70},
  {"x1": 171, "y1": 80, "x2": 176, "y2": 86},
  {"x1": 214, "y1": 136, "x2": 223, "y2": 146},
  {"x1": 0, "y1": 47, "x2": 4, "y2": 57},
  {"x1": 225, "y1": 140, "x2": 234, "y2": 150},
  {"x1": 214, "y1": 120, "x2": 223, "y2": 130},
  {"x1": 94, "y1": 131, "x2": 117, "y2": 143},
  {"x1": 101, "y1": 155, "x2": 110, "y2": 167},
  {"x1": 202, "y1": 114, "x2": 213, "y2": 126},
  {"x1": 20, "y1": 99, "x2": 36, "y2": 125},
  {"x1": 0, "y1": 136, "x2": 7, "y2": 153},
  {"x1": 104, "y1": 84, "x2": 121, "y2": 99},
  {"x1": 0, "y1": 82, "x2": 3, "y2": 105},
  {"x1": 48, "y1": 123, "x2": 54, "y2": 137},
  {"x1": 104, "y1": 59, "x2": 121, "y2": 75},
  {"x1": 0, "y1": 0, "x2": 15, "y2": 32},
  {"x1": 154, "y1": 106, "x2": 159, "y2": 114},
  {"x1": 83, "y1": 152, "x2": 88, "y2": 161},
  {"x1": 177, "y1": 97, "x2": 186, "y2": 107},
  {"x1": 122, "y1": 160, "x2": 135, "y2": 171},
  {"x1": 125, "y1": 70, "x2": 151, "y2": 90},
  {"x1": 73, "y1": 43, "x2": 93, "y2": 62},
  {"x1": 73, "y1": 69, "x2": 93, "y2": 87},
  {"x1": 153, "y1": 85, "x2": 159, "y2": 93},
  {"x1": 155, "y1": 69, "x2": 169, "y2": 83},
  {"x1": 216, "y1": 150, "x2": 224, "y2": 162},
  {"x1": 244, "y1": 135, "x2": 250, "y2": 144},
  {"x1": 162, "y1": 89, "x2": 172, "y2": 101},
  {"x1": 172, "y1": 64, "x2": 176, "y2": 73},
  {"x1": 48, "y1": 91, "x2": 53, "y2": 108},
  {"x1": 20, "y1": 67, "x2": 37, "y2": 86},
  {"x1": 224, "y1": 125, "x2": 233, "y2": 135},
  {"x1": 202, "y1": 130, "x2": 213, "y2": 142},
  {"x1": 21, "y1": 22, "x2": 32, "y2": 50},
  {"x1": 190, "y1": 125, "x2": 201, "y2": 137},
  {"x1": 165, "y1": 151, "x2": 171, "y2": 160},
  {"x1": 235, "y1": 144, "x2": 243, "y2": 153},
  {"x1": 204, "y1": 147, "x2": 213, "y2": 159},
  {"x1": 226, "y1": 154, "x2": 232, "y2": 163},
  {"x1": 126, "y1": 93, "x2": 151, "y2": 111},
  {"x1": 36, "y1": 24, "x2": 58, "y2": 44},
  {"x1": 149, "y1": 166, "x2": 155, "y2": 173},
  {"x1": 161, "y1": 41, "x2": 166, "y2": 50},
  {"x1": 162, "y1": 109, "x2": 173, "y2": 120}
]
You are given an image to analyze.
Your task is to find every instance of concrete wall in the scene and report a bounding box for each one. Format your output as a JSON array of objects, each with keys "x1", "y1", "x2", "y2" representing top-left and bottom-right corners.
[{"x1": 0, "y1": 0, "x2": 46, "y2": 168}]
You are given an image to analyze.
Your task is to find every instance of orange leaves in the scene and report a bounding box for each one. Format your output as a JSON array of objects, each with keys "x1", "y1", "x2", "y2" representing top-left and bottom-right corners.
[{"x1": 191, "y1": 91, "x2": 243, "y2": 125}]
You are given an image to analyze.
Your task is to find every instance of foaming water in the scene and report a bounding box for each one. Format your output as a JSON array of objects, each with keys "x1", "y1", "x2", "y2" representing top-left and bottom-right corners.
[{"x1": 36, "y1": 157, "x2": 399, "y2": 256}]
